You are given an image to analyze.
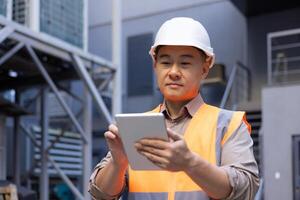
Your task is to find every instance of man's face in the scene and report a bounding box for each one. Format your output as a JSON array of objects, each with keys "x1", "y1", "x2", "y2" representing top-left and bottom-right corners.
[{"x1": 154, "y1": 45, "x2": 210, "y2": 102}]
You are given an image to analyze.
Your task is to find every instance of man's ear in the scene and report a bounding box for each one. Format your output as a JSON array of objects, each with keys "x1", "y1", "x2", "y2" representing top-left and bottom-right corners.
[
  {"x1": 201, "y1": 56, "x2": 212, "y2": 79},
  {"x1": 153, "y1": 60, "x2": 157, "y2": 69}
]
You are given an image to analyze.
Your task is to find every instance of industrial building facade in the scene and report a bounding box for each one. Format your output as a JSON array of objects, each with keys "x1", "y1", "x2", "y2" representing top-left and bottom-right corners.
[{"x1": 0, "y1": 0, "x2": 300, "y2": 199}]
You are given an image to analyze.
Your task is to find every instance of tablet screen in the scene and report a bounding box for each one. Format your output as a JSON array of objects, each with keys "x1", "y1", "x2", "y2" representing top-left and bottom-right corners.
[{"x1": 115, "y1": 113, "x2": 168, "y2": 170}]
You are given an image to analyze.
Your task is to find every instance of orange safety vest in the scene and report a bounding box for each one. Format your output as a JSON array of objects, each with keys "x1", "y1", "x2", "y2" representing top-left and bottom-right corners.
[{"x1": 128, "y1": 103, "x2": 249, "y2": 200}]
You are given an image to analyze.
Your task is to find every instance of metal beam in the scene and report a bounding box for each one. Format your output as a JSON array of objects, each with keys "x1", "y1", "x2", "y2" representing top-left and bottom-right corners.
[
  {"x1": 26, "y1": 45, "x2": 88, "y2": 143},
  {"x1": 72, "y1": 54, "x2": 112, "y2": 124},
  {"x1": 57, "y1": 84, "x2": 84, "y2": 103},
  {"x1": 0, "y1": 26, "x2": 14, "y2": 43},
  {"x1": 98, "y1": 73, "x2": 114, "y2": 91},
  {"x1": 0, "y1": 42, "x2": 24, "y2": 66},
  {"x1": 237, "y1": 61, "x2": 251, "y2": 101},
  {"x1": 220, "y1": 64, "x2": 238, "y2": 109},
  {"x1": 20, "y1": 123, "x2": 40, "y2": 148},
  {"x1": 40, "y1": 87, "x2": 49, "y2": 200},
  {"x1": 83, "y1": 85, "x2": 92, "y2": 199},
  {"x1": 48, "y1": 157, "x2": 84, "y2": 200},
  {"x1": 45, "y1": 126, "x2": 68, "y2": 153},
  {"x1": 23, "y1": 89, "x2": 42, "y2": 109},
  {"x1": 0, "y1": 15, "x2": 114, "y2": 70}
]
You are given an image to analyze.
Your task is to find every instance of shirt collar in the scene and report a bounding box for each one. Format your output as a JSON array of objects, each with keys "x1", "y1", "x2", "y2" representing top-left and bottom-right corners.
[{"x1": 160, "y1": 93, "x2": 204, "y2": 119}]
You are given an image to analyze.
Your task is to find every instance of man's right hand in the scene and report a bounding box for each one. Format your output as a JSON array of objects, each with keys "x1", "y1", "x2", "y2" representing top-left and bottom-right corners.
[
  {"x1": 104, "y1": 124, "x2": 128, "y2": 169},
  {"x1": 94, "y1": 124, "x2": 128, "y2": 197}
]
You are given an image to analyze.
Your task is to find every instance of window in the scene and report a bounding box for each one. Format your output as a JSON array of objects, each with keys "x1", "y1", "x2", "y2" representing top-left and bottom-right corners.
[
  {"x1": 127, "y1": 33, "x2": 153, "y2": 96},
  {"x1": 40, "y1": 0, "x2": 84, "y2": 48},
  {"x1": 0, "y1": 0, "x2": 7, "y2": 16},
  {"x1": 293, "y1": 135, "x2": 300, "y2": 199}
]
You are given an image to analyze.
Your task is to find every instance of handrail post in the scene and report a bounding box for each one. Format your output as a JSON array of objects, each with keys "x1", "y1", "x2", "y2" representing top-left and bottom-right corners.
[
  {"x1": 220, "y1": 64, "x2": 238, "y2": 109},
  {"x1": 220, "y1": 62, "x2": 251, "y2": 109}
]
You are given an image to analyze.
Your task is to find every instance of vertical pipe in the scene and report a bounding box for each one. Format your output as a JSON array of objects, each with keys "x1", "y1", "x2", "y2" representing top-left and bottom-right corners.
[
  {"x1": 40, "y1": 87, "x2": 49, "y2": 200},
  {"x1": 6, "y1": 0, "x2": 13, "y2": 20},
  {"x1": 83, "y1": 0, "x2": 88, "y2": 51},
  {"x1": 112, "y1": 0, "x2": 122, "y2": 115},
  {"x1": 29, "y1": 0, "x2": 40, "y2": 31}
]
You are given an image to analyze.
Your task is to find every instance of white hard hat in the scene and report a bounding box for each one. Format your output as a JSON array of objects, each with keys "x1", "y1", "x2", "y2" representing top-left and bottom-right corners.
[{"x1": 149, "y1": 17, "x2": 215, "y2": 68}]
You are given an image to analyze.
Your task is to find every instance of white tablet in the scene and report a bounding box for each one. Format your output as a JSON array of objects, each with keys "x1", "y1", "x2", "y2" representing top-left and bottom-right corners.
[{"x1": 115, "y1": 113, "x2": 168, "y2": 170}]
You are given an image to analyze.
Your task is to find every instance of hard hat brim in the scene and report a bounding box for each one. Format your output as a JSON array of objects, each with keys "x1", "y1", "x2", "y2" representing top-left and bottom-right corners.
[{"x1": 149, "y1": 44, "x2": 215, "y2": 68}]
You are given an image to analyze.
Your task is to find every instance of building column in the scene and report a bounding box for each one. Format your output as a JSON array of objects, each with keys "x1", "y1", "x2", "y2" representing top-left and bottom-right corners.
[{"x1": 112, "y1": 0, "x2": 122, "y2": 115}]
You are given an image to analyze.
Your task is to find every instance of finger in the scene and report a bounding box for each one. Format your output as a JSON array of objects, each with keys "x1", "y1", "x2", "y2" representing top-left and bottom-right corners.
[
  {"x1": 135, "y1": 144, "x2": 170, "y2": 158},
  {"x1": 137, "y1": 139, "x2": 169, "y2": 149},
  {"x1": 108, "y1": 124, "x2": 120, "y2": 137},
  {"x1": 104, "y1": 131, "x2": 116, "y2": 140},
  {"x1": 139, "y1": 151, "x2": 169, "y2": 166},
  {"x1": 167, "y1": 128, "x2": 182, "y2": 141}
]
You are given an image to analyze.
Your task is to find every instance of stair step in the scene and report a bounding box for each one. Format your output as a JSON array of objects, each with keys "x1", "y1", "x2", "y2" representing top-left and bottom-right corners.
[
  {"x1": 251, "y1": 129, "x2": 260, "y2": 134},
  {"x1": 249, "y1": 121, "x2": 261, "y2": 127}
]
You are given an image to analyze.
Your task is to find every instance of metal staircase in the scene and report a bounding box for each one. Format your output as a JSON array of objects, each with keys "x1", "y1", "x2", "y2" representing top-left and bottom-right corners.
[
  {"x1": 0, "y1": 14, "x2": 114, "y2": 200},
  {"x1": 247, "y1": 110, "x2": 262, "y2": 167}
]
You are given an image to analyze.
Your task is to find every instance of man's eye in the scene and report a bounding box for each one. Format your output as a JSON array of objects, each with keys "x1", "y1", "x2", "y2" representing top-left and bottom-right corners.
[
  {"x1": 181, "y1": 62, "x2": 191, "y2": 66},
  {"x1": 161, "y1": 62, "x2": 171, "y2": 65}
]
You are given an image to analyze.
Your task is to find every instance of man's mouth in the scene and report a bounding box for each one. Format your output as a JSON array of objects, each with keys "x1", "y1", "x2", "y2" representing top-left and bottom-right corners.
[{"x1": 166, "y1": 83, "x2": 183, "y2": 88}]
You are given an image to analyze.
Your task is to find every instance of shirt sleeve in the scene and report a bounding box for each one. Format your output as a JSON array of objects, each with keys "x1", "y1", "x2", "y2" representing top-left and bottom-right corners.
[
  {"x1": 220, "y1": 121, "x2": 260, "y2": 200},
  {"x1": 88, "y1": 151, "x2": 127, "y2": 200}
]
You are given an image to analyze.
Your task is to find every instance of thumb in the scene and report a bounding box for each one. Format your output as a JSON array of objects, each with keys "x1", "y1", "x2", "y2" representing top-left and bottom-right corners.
[{"x1": 167, "y1": 128, "x2": 182, "y2": 142}]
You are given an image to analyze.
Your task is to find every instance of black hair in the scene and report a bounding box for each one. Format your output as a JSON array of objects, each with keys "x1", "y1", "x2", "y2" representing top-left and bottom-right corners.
[{"x1": 154, "y1": 45, "x2": 207, "y2": 61}]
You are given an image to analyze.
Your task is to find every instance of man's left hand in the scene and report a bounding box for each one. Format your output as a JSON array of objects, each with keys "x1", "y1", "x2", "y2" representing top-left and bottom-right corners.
[{"x1": 135, "y1": 128, "x2": 196, "y2": 171}]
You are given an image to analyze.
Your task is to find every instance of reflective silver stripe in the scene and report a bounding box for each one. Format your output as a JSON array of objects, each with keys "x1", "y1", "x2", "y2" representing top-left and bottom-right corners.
[
  {"x1": 215, "y1": 109, "x2": 234, "y2": 166},
  {"x1": 175, "y1": 191, "x2": 209, "y2": 200},
  {"x1": 128, "y1": 192, "x2": 168, "y2": 200}
]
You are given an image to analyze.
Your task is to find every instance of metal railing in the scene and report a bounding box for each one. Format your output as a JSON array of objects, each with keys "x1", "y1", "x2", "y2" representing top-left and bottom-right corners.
[
  {"x1": 220, "y1": 61, "x2": 251, "y2": 109},
  {"x1": 267, "y1": 28, "x2": 300, "y2": 85}
]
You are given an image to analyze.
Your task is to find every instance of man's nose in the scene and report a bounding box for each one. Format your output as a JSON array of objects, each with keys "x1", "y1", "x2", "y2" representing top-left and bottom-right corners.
[{"x1": 168, "y1": 64, "x2": 181, "y2": 80}]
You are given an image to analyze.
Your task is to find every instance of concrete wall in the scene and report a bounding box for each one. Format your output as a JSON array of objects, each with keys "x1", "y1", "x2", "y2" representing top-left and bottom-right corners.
[
  {"x1": 248, "y1": 7, "x2": 300, "y2": 103},
  {"x1": 88, "y1": 0, "x2": 247, "y2": 113},
  {"x1": 262, "y1": 84, "x2": 300, "y2": 200},
  {"x1": 89, "y1": 0, "x2": 224, "y2": 26}
]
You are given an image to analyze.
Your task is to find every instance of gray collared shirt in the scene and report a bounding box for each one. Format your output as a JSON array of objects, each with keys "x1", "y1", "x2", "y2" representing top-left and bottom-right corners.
[{"x1": 89, "y1": 94, "x2": 260, "y2": 200}]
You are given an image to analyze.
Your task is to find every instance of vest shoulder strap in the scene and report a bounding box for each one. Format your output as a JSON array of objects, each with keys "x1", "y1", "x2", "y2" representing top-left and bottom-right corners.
[
  {"x1": 149, "y1": 105, "x2": 161, "y2": 113},
  {"x1": 221, "y1": 111, "x2": 246, "y2": 145}
]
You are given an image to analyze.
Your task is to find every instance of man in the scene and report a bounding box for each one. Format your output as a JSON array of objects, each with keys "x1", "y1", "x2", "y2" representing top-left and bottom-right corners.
[{"x1": 89, "y1": 17, "x2": 259, "y2": 200}]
